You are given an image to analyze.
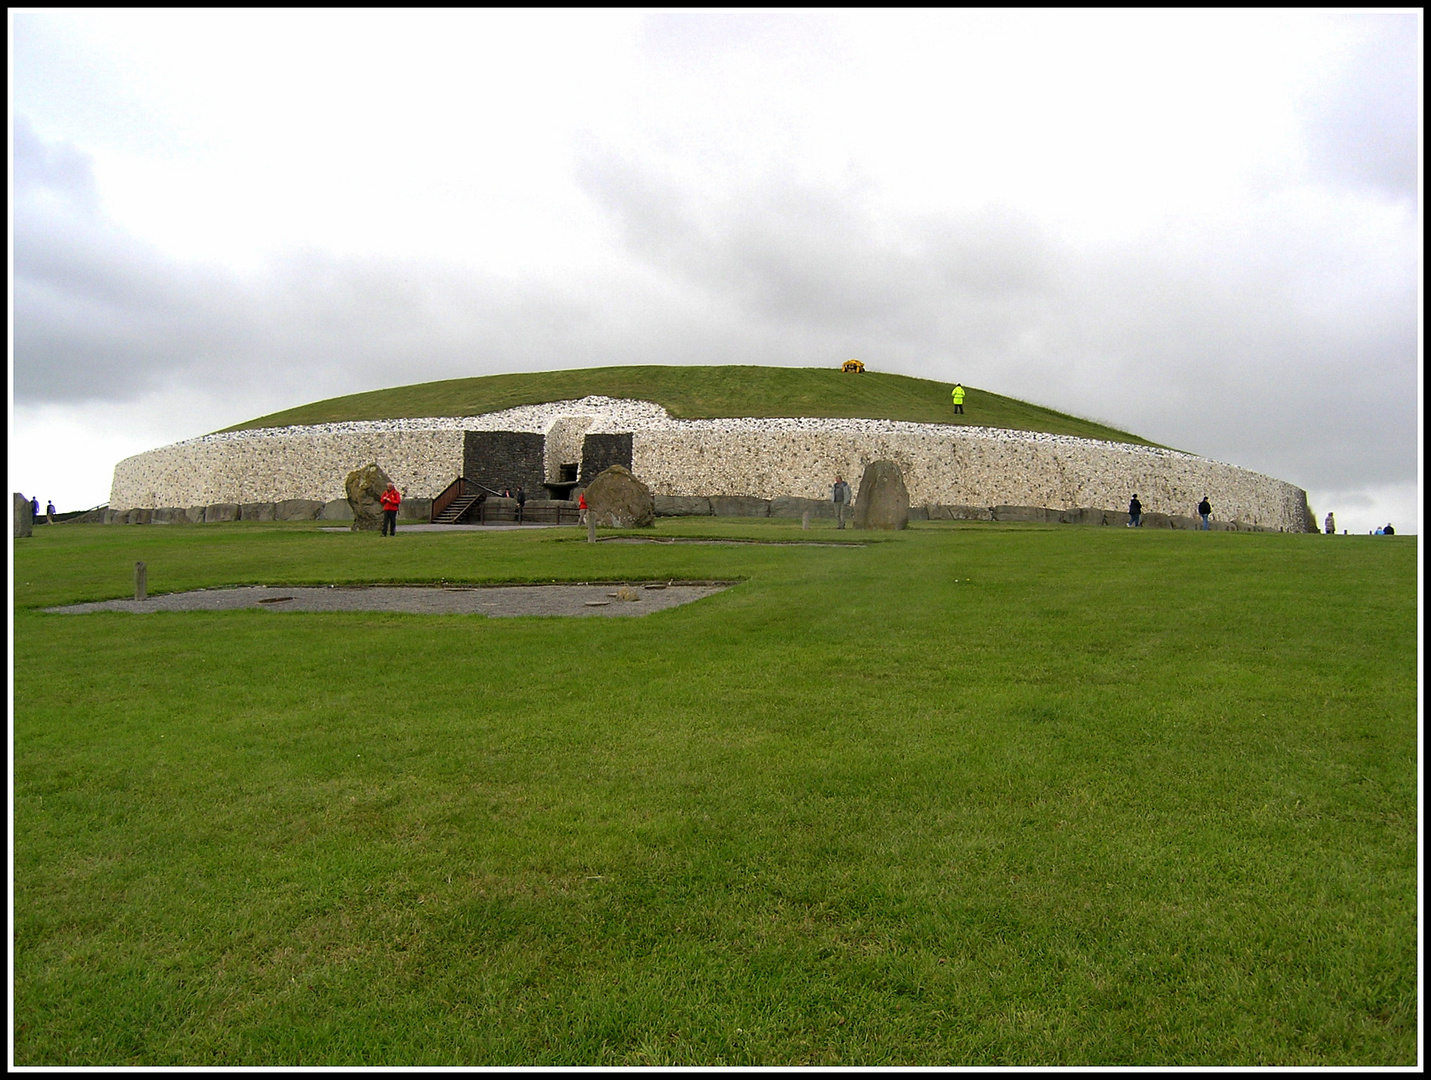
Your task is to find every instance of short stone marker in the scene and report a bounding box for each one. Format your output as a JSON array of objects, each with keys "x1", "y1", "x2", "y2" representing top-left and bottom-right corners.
[{"x1": 135, "y1": 561, "x2": 147, "y2": 601}]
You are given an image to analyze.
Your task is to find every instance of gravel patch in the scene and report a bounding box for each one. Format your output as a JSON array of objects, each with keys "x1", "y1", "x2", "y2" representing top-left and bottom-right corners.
[
  {"x1": 600, "y1": 537, "x2": 865, "y2": 546},
  {"x1": 44, "y1": 582, "x2": 734, "y2": 617}
]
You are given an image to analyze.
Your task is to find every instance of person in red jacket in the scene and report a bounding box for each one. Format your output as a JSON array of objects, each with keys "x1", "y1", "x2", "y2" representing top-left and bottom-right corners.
[
  {"x1": 380, "y1": 483, "x2": 402, "y2": 536},
  {"x1": 577, "y1": 491, "x2": 588, "y2": 526}
]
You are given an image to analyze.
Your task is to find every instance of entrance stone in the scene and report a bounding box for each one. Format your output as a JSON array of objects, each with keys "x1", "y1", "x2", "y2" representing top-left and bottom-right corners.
[
  {"x1": 853, "y1": 460, "x2": 910, "y2": 530},
  {"x1": 583, "y1": 464, "x2": 655, "y2": 528},
  {"x1": 345, "y1": 463, "x2": 393, "y2": 532}
]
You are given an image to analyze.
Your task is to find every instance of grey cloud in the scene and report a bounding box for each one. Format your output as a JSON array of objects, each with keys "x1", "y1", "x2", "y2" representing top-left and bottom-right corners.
[
  {"x1": 11, "y1": 119, "x2": 628, "y2": 411},
  {"x1": 1301, "y1": 14, "x2": 1420, "y2": 201},
  {"x1": 576, "y1": 147, "x2": 1417, "y2": 493},
  {"x1": 575, "y1": 150, "x2": 1056, "y2": 359}
]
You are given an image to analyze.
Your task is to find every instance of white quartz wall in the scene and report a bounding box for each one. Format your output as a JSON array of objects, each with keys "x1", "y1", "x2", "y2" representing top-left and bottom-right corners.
[
  {"x1": 631, "y1": 424, "x2": 1309, "y2": 529},
  {"x1": 110, "y1": 429, "x2": 464, "y2": 508},
  {"x1": 109, "y1": 398, "x2": 1310, "y2": 530}
]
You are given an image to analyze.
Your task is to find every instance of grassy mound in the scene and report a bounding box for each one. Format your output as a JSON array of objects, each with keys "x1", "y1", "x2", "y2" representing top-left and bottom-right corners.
[{"x1": 222, "y1": 365, "x2": 1163, "y2": 447}]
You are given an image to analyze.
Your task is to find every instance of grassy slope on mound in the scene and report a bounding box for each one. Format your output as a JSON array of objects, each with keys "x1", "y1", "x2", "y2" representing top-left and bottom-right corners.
[
  {"x1": 12, "y1": 520, "x2": 1416, "y2": 1066},
  {"x1": 222, "y1": 365, "x2": 1164, "y2": 447}
]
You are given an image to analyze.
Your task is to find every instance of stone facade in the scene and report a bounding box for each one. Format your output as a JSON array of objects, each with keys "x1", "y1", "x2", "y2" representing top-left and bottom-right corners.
[{"x1": 108, "y1": 396, "x2": 1314, "y2": 531}]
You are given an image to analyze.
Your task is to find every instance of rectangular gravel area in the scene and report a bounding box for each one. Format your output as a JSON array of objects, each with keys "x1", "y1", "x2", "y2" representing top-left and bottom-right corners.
[{"x1": 43, "y1": 583, "x2": 734, "y2": 617}]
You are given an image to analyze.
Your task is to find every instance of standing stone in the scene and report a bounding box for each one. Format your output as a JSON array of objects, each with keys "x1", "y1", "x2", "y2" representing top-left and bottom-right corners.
[
  {"x1": 14, "y1": 493, "x2": 33, "y2": 538},
  {"x1": 853, "y1": 460, "x2": 910, "y2": 530},
  {"x1": 345, "y1": 463, "x2": 394, "y2": 532},
  {"x1": 583, "y1": 464, "x2": 655, "y2": 528}
]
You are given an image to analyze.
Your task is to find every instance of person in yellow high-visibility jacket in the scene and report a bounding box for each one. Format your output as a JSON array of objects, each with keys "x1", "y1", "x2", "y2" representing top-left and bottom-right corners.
[{"x1": 951, "y1": 383, "x2": 965, "y2": 414}]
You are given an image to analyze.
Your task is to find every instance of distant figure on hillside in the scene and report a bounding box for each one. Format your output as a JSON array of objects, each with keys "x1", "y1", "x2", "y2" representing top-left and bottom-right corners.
[
  {"x1": 1127, "y1": 494, "x2": 1142, "y2": 528},
  {"x1": 46, "y1": 500, "x2": 55, "y2": 523},
  {"x1": 951, "y1": 383, "x2": 965, "y2": 414},
  {"x1": 379, "y1": 482, "x2": 401, "y2": 536},
  {"x1": 1197, "y1": 496, "x2": 1212, "y2": 530},
  {"x1": 30, "y1": 496, "x2": 39, "y2": 519},
  {"x1": 1383, "y1": 523, "x2": 1395, "y2": 536},
  {"x1": 1324, "y1": 512, "x2": 1335, "y2": 535},
  {"x1": 832, "y1": 475, "x2": 851, "y2": 529}
]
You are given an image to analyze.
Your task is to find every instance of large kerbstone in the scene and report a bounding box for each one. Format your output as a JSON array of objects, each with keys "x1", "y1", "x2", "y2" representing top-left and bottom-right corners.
[
  {"x1": 584, "y1": 464, "x2": 655, "y2": 528},
  {"x1": 710, "y1": 495, "x2": 770, "y2": 517},
  {"x1": 320, "y1": 499, "x2": 354, "y2": 521},
  {"x1": 769, "y1": 495, "x2": 833, "y2": 519},
  {"x1": 853, "y1": 460, "x2": 909, "y2": 530},
  {"x1": 240, "y1": 502, "x2": 276, "y2": 521},
  {"x1": 399, "y1": 497, "x2": 432, "y2": 521},
  {"x1": 126, "y1": 508, "x2": 153, "y2": 525},
  {"x1": 205, "y1": 503, "x2": 240, "y2": 523},
  {"x1": 654, "y1": 494, "x2": 712, "y2": 517},
  {"x1": 14, "y1": 493, "x2": 33, "y2": 538},
  {"x1": 993, "y1": 505, "x2": 1055, "y2": 523},
  {"x1": 275, "y1": 499, "x2": 326, "y2": 521},
  {"x1": 927, "y1": 504, "x2": 993, "y2": 521},
  {"x1": 345, "y1": 463, "x2": 394, "y2": 532}
]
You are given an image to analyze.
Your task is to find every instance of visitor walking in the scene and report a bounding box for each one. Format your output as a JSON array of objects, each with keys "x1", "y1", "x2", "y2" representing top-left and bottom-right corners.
[
  {"x1": 46, "y1": 500, "x2": 55, "y2": 524},
  {"x1": 1324, "y1": 511, "x2": 1335, "y2": 535},
  {"x1": 832, "y1": 474, "x2": 851, "y2": 529},
  {"x1": 1197, "y1": 496, "x2": 1212, "y2": 530},
  {"x1": 30, "y1": 496, "x2": 39, "y2": 519},
  {"x1": 577, "y1": 492, "x2": 588, "y2": 525},
  {"x1": 1127, "y1": 494, "x2": 1142, "y2": 528},
  {"x1": 379, "y1": 482, "x2": 401, "y2": 535},
  {"x1": 951, "y1": 383, "x2": 965, "y2": 414},
  {"x1": 516, "y1": 485, "x2": 526, "y2": 523}
]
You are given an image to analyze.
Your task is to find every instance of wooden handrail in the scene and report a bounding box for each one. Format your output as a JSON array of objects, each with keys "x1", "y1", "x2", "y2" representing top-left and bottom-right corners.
[{"x1": 431, "y1": 477, "x2": 471, "y2": 522}]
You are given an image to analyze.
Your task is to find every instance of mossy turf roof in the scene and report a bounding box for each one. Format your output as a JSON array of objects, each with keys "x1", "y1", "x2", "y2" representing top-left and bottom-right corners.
[{"x1": 222, "y1": 365, "x2": 1163, "y2": 448}]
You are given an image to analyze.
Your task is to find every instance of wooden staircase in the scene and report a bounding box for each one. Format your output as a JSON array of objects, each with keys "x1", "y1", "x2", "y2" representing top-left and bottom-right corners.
[{"x1": 433, "y1": 493, "x2": 482, "y2": 523}]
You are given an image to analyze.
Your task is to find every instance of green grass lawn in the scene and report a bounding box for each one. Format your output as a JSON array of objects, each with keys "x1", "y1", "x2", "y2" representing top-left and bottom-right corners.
[
  {"x1": 12, "y1": 519, "x2": 1416, "y2": 1066},
  {"x1": 222, "y1": 364, "x2": 1163, "y2": 447}
]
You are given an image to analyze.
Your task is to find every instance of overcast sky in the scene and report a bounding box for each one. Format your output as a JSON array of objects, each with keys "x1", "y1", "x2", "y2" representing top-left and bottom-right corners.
[{"x1": 9, "y1": 9, "x2": 1422, "y2": 533}]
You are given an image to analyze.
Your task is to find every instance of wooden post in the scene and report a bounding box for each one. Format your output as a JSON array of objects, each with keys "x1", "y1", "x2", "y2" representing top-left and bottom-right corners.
[
  {"x1": 802, "y1": 511, "x2": 810, "y2": 531},
  {"x1": 135, "y1": 561, "x2": 147, "y2": 601},
  {"x1": 587, "y1": 514, "x2": 597, "y2": 543}
]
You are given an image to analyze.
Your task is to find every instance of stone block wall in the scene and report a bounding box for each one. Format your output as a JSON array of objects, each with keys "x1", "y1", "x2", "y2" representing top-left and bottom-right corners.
[
  {"x1": 579, "y1": 433, "x2": 634, "y2": 485},
  {"x1": 463, "y1": 431, "x2": 545, "y2": 498}
]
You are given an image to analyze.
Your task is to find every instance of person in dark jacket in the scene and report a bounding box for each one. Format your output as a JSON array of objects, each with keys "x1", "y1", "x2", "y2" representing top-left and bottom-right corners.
[
  {"x1": 1383, "y1": 523, "x2": 1395, "y2": 535},
  {"x1": 1197, "y1": 496, "x2": 1212, "y2": 530},
  {"x1": 515, "y1": 486, "x2": 526, "y2": 523},
  {"x1": 832, "y1": 475, "x2": 851, "y2": 529},
  {"x1": 1127, "y1": 494, "x2": 1142, "y2": 528}
]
